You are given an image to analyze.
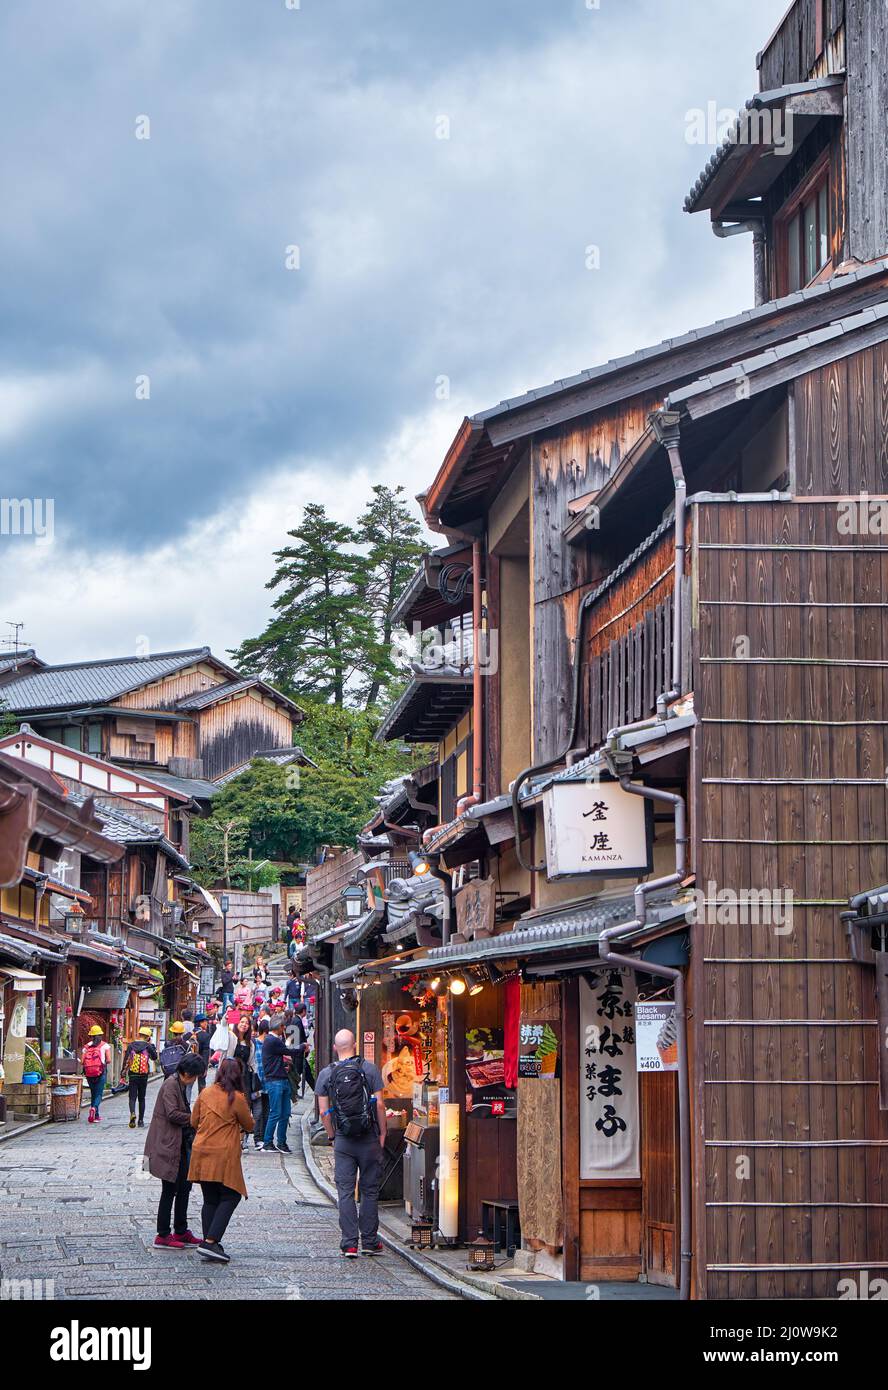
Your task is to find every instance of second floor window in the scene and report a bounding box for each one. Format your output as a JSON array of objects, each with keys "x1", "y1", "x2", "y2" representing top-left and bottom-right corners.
[{"x1": 778, "y1": 165, "x2": 830, "y2": 295}]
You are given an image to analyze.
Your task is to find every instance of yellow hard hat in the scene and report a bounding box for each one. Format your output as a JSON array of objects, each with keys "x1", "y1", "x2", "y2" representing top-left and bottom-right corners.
[
  {"x1": 88, "y1": 1025, "x2": 104, "y2": 1037},
  {"x1": 138, "y1": 1026, "x2": 152, "y2": 1037},
  {"x1": 170, "y1": 1021, "x2": 185, "y2": 1035}
]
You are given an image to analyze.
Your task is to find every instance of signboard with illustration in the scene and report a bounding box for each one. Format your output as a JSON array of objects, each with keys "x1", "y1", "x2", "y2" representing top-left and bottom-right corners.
[
  {"x1": 542, "y1": 779, "x2": 653, "y2": 879},
  {"x1": 465, "y1": 1026, "x2": 516, "y2": 1117},
  {"x1": 381, "y1": 1010, "x2": 424, "y2": 1098},
  {"x1": 635, "y1": 1001, "x2": 679, "y2": 1072},
  {"x1": 518, "y1": 1021, "x2": 558, "y2": 1078}
]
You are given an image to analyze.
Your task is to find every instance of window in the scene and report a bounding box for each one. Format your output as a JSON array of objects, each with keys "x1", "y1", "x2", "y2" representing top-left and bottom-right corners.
[
  {"x1": 87, "y1": 723, "x2": 102, "y2": 755},
  {"x1": 777, "y1": 161, "x2": 831, "y2": 295}
]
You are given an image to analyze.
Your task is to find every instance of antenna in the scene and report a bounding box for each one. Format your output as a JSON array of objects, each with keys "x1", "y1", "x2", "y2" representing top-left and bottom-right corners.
[{"x1": 2, "y1": 622, "x2": 27, "y2": 670}]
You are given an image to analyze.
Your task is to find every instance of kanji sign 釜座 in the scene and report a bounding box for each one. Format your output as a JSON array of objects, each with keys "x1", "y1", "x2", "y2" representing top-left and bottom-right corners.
[
  {"x1": 541, "y1": 779, "x2": 652, "y2": 879},
  {"x1": 579, "y1": 970, "x2": 639, "y2": 1179}
]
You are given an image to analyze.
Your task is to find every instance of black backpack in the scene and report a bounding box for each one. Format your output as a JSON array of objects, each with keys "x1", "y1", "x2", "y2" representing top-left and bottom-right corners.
[
  {"x1": 159, "y1": 1041, "x2": 189, "y2": 1077},
  {"x1": 327, "y1": 1058, "x2": 374, "y2": 1137}
]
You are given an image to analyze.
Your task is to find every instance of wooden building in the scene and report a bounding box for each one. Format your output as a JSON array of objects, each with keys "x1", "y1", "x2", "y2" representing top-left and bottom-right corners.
[
  {"x1": 0, "y1": 647, "x2": 304, "y2": 793},
  {"x1": 364, "y1": 0, "x2": 888, "y2": 1298}
]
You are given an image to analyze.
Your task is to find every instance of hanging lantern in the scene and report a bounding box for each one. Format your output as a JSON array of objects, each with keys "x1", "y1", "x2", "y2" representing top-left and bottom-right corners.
[{"x1": 466, "y1": 1228, "x2": 496, "y2": 1272}]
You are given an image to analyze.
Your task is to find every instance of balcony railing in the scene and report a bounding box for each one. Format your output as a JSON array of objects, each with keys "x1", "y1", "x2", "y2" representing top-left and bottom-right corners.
[{"x1": 583, "y1": 517, "x2": 690, "y2": 746}]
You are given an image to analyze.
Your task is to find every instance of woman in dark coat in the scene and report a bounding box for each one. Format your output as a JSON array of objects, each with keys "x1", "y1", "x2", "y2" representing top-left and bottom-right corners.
[{"x1": 144, "y1": 1053, "x2": 206, "y2": 1249}]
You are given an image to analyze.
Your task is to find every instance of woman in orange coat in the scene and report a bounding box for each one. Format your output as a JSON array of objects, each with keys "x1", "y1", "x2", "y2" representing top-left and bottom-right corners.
[{"x1": 188, "y1": 1057, "x2": 254, "y2": 1262}]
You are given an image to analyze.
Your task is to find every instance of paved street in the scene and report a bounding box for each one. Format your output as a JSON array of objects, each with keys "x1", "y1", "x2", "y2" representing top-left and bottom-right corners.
[{"x1": 0, "y1": 1083, "x2": 456, "y2": 1301}]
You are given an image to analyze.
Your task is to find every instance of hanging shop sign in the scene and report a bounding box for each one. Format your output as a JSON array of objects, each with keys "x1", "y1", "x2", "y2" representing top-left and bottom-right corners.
[
  {"x1": 518, "y1": 1021, "x2": 559, "y2": 1078},
  {"x1": 542, "y1": 779, "x2": 653, "y2": 880},
  {"x1": 635, "y1": 1001, "x2": 679, "y2": 1072},
  {"x1": 455, "y1": 877, "x2": 496, "y2": 939},
  {"x1": 579, "y1": 970, "x2": 639, "y2": 1179},
  {"x1": 381, "y1": 1011, "x2": 424, "y2": 1098}
]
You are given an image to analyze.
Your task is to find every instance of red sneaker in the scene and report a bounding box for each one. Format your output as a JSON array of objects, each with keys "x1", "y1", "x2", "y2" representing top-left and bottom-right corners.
[
  {"x1": 87, "y1": 1108, "x2": 95, "y2": 1124},
  {"x1": 341, "y1": 1246, "x2": 359, "y2": 1259},
  {"x1": 154, "y1": 1234, "x2": 186, "y2": 1250},
  {"x1": 177, "y1": 1231, "x2": 202, "y2": 1246},
  {"x1": 94, "y1": 1112, "x2": 101, "y2": 1121}
]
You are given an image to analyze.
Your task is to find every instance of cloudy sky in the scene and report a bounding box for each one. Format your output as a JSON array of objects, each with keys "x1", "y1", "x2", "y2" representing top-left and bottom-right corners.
[{"x1": 0, "y1": 0, "x2": 788, "y2": 665}]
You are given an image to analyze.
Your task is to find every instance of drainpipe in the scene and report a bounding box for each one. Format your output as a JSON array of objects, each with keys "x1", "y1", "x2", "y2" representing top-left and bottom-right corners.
[
  {"x1": 713, "y1": 218, "x2": 768, "y2": 307},
  {"x1": 649, "y1": 409, "x2": 687, "y2": 720},
  {"x1": 596, "y1": 768, "x2": 692, "y2": 1299},
  {"x1": 427, "y1": 860, "x2": 453, "y2": 947},
  {"x1": 470, "y1": 539, "x2": 484, "y2": 804}
]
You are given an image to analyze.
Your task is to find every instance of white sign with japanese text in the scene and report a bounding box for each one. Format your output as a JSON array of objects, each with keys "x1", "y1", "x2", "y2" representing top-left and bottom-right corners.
[
  {"x1": 542, "y1": 779, "x2": 651, "y2": 879},
  {"x1": 579, "y1": 971, "x2": 639, "y2": 1180}
]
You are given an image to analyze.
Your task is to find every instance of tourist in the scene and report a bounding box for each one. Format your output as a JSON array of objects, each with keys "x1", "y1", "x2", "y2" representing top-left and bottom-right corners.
[
  {"x1": 144, "y1": 1052, "x2": 206, "y2": 1249},
  {"x1": 188, "y1": 1057, "x2": 254, "y2": 1263},
  {"x1": 82, "y1": 1024, "x2": 112, "y2": 1124},
  {"x1": 316, "y1": 1029, "x2": 386, "y2": 1258},
  {"x1": 122, "y1": 1026, "x2": 156, "y2": 1128}
]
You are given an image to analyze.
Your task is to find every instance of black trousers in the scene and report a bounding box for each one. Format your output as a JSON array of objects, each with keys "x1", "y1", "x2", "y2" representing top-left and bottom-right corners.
[
  {"x1": 157, "y1": 1149, "x2": 192, "y2": 1237},
  {"x1": 199, "y1": 1182, "x2": 242, "y2": 1243},
  {"x1": 128, "y1": 1073, "x2": 149, "y2": 1120}
]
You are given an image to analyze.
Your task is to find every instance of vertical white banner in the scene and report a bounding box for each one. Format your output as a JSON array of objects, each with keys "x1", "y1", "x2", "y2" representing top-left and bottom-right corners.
[{"x1": 579, "y1": 970, "x2": 639, "y2": 1179}]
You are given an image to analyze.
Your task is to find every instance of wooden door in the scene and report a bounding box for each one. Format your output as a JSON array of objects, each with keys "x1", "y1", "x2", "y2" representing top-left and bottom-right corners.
[{"x1": 641, "y1": 1070, "x2": 679, "y2": 1285}]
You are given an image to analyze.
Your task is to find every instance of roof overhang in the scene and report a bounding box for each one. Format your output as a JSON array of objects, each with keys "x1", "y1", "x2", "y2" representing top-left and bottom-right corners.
[
  {"x1": 684, "y1": 77, "x2": 845, "y2": 217},
  {"x1": 391, "y1": 545, "x2": 474, "y2": 631},
  {"x1": 375, "y1": 674, "x2": 472, "y2": 744}
]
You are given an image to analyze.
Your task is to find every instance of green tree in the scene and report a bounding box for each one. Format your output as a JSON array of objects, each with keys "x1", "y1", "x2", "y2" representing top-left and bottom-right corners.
[
  {"x1": 230, "y1": 503, "x2": 375, "y2": 706},
  {"x1": 0, "y1": 699, "x2": 18, "y2": 738},
  {"x1": 189, "y1": 811, "x2": 281, "y2": 891},
  {"x1": 356, "y1": 485, "x2": 426, "y2": 708}
]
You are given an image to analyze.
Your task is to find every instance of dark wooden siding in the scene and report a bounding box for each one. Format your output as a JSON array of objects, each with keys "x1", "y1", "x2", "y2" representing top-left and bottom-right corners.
[
  {"x1": 758, "y1": 0, "x2": 845, "y2": 89},
  {"x1": 693, "y1": 497, "x2": 888, "y2": 1299},
  {"x1": 531, "y1": 398, "x2": 662, "y2": 761},
  {"x1": 845, "y1": 0, "x2": 888, "y2": 263},
  {"x1": 794, "y1": 342, "x2": 888, "y2": 495}
]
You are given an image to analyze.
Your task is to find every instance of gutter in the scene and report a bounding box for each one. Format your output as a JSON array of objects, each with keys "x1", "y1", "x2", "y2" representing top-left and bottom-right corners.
[{"x1": 712, "y1": 218, "x2": 767, "y2": 307}]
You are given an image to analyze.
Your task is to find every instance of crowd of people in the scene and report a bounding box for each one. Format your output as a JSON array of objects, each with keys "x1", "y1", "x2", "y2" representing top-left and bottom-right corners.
[
  {"x1": 79, "y1": 946, "x2": 389, "y2": 1263},
  {"x1": 78, "y1": 954, "x2": 323, "y2": 1264}
]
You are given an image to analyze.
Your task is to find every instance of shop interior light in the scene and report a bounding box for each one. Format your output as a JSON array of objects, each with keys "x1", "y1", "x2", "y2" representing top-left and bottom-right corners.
[
  {"x1": 448, "y1": 975, "x2": 467, "y2": 995},
  {"x1": 408, "y1": 850, "x2": 432, "y2": 876},
  {"x1": 429, "y1": 976, "x2": 441, "y2": 992},
  {"x1": 468, "y1": 972, "x2": 484, "y2": 996}
]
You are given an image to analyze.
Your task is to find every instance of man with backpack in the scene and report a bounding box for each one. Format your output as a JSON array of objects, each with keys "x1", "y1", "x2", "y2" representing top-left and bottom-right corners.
[
  {"x1": 316, "y1": 1029, "x2": 387, "y2": 1258},
  {"x1": 123, "y1": 1026, "x2": 157, "y2": 1128},
  {"x1": 159, "y1": 1021, "x2": 195, "y2": 1076},
  {"x1": 256, "y1": 1013, "x2": 302, "y2": 1153}
]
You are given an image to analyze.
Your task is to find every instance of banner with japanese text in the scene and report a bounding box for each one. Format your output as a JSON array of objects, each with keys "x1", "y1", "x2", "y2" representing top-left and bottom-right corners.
[{"x1": 579, "y1": 969, "x2": 639, "y2": 1179}]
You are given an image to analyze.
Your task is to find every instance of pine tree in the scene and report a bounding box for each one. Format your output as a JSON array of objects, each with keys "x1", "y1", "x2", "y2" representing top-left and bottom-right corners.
[
  {"x1": 230, "y1": 503, "x2": 375, "y2": 706},
  {"x1": 356, "y1": 485, "x2": 426, "y2": 708}
]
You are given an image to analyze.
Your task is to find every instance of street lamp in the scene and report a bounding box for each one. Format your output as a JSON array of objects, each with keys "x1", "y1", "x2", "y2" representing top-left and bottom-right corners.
[
  {"x1": 220, "y1": 894, "x2": 230, "y2": 961},
  {"x1": 342, "y1": 883, "x2": 366, "y2": 920}
]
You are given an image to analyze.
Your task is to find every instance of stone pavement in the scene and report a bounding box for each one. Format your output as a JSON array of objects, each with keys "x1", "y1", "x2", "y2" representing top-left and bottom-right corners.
[{"x1": 0, "y1": 1081, "x2": 457, "y2": 1302}]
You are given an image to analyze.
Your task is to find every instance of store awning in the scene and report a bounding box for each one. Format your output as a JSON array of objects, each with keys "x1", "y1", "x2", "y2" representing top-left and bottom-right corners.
[
  {"x1": 0, "y1": 965, "x2": 45, "y2": 990},
  {"x1": 82, "y1": 985, "x2": 131, "y2": 1009},
  {"x1": 330, "y1": 947, "x2": 423, "y2": 986},
  {"x1": 170, "y1": 956, "x2": 200, "y2": 981},
  {"x1": 390, "y1": 894, "x2": 691, "y2": 972}
]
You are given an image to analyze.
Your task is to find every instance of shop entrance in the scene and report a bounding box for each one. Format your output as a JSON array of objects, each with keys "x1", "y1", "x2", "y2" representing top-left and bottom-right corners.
[{"x1": 640, "y1": 1070, "x2": 679, "y2": 1286}]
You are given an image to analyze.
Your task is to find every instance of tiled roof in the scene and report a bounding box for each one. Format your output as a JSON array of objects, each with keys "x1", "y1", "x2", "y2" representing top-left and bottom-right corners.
[
  {"x1": 67, "y1": 791, "x2": 190, "y2": 870},
  {"x1": 1, "y1": 648, "x2": 212, "y2": 712},
  {"x1": 176, "y1": 678, "x2": 302, "y2": 716}
]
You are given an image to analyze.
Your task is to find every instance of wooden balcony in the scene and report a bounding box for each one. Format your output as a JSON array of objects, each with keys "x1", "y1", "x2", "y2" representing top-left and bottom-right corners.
[{"x1": 584, "y1": 516, "x2": 691, "y2": 746}]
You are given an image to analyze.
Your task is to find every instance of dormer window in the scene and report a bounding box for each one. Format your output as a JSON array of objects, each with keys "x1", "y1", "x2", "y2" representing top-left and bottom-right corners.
[{"x1": 776, "y1": 155, "x2": 831, "y2": 295}]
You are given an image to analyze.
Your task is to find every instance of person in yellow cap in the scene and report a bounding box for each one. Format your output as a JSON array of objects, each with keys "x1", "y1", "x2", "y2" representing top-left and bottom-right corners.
[
  {"x1": 122, "y1": 1026, "x2": 158, "y2": 1128},
  {"x1": 82, "y1": 1024, "x2": 112, "y2": 1123}
]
